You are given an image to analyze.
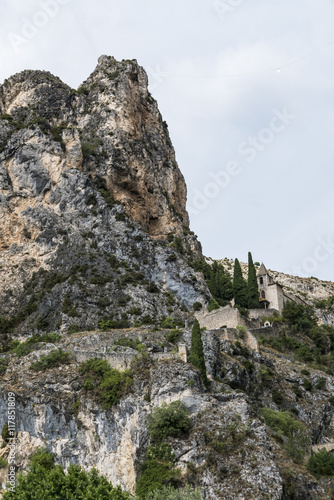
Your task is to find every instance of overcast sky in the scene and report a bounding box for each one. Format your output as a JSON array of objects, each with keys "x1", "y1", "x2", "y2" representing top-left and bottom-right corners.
[{"x1": 1, "y1": 0, "x2": 334, "y2": 281}]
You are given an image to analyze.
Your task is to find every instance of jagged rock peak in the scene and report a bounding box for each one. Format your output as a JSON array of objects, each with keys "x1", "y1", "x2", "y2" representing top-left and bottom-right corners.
[
  {"x1": 0, "y1": 55, "x2": 190, "y2": 238},
  {"x1": 0, "y1": 56, "x2": 205, "y2": 333}
]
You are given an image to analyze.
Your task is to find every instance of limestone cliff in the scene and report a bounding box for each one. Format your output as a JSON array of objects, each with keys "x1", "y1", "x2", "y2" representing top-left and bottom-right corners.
[{"x1": 0, "y1": 56, "x2": 207, "y2": 334}]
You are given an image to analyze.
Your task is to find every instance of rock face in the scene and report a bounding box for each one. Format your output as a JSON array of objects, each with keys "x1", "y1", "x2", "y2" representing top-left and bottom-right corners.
[
  {"x1": 0, "y1": 56, "x2": 207, "y2": 333},
  {"x1": 0, "y1": 328, "x2": 333, "y2": 499}
]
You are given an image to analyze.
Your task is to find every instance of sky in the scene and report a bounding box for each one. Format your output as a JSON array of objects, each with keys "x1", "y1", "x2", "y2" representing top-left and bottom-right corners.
[{"x1": 1, "y1": 0, "x2": 334, "y2": 281}]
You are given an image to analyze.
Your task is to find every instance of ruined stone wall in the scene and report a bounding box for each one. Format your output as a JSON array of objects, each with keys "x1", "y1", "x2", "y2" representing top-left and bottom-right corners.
[{"x1": 196, "y1": 306, "x2": 243, "y2": 330}]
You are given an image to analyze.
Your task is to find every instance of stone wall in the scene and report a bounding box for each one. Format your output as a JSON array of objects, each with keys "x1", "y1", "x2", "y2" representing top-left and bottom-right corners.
[
  {"x1": 247, "y1": 309, "x2": 280, "y2": 329},
  {"x1": 196, "y1": 306, "x2": 280, "y2": 331},
  {"x1": 195, "y1": 306, "x2": 243, "y2": 330}
]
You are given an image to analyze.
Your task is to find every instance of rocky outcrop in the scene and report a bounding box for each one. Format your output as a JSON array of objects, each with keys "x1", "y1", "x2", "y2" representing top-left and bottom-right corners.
[{"x1": 0, "y1": 56, "x2": 208, "y2": 333}]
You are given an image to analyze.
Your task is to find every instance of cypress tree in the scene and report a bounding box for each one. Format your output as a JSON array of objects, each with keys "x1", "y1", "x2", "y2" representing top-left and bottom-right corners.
[
  {"x1": 233, "y1": 258, "x2": 248, "y2": 308},
  {"x1": 219, "y1": 269, "x2": 234, "y2": 302},
  {"x1": 207, "y1": 262, "x2": 234, "y2": 305},
  {"x1": 247, "y1": 252, "x2": 259, "y2": 309},
  {"x1": 189, "y1": 319, "x2": 208, "y2": 386}
]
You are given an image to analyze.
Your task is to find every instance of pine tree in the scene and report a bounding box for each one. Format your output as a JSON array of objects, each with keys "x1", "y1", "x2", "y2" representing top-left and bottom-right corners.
[
  {"x1": 189, "y1": 319, "x2": 208, "y2": 386},
  {"x1": 233, "y1": 258, "x2": 248, "y2": 308},
  {"x1": 247, "y1": 252, "x2": 259, "y2": 309}
]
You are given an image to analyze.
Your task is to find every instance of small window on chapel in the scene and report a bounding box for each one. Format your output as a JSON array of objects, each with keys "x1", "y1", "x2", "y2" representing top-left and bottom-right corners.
[
  {"x1": 261, "y1": 291, "x2": 266, "y2": 299},
  {"x1": 260, "y1": 277, "x2": 263, "y2": 285}
]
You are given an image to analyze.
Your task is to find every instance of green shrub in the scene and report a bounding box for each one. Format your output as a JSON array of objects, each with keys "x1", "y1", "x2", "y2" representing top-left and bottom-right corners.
[
  {"x1": 261, "y1": 408, "x2": 310, "y2": 463},
  {"x1": 115, "y1": 213, "x2": 126, "y2": 222},
  {"x1": 258, "y1": 366, "x2": 273, "y2": 387},
  {"x1": 13, "y1": 333, "x2": 61, "y2": 357},
  {"x1": 307, "y1": 448, "x2": 334, "y2": 476},
  {"x1": 36, "y1": 316, "x2": 49, "y2": 331},
  {"x1": 295, "y1": 345, "x2": 313, "y2": 362},
  {"x1": 171, "y1": 237, "x2": 184, "y2": 254},
  {"x1": 282, "y1": 302, "x2": 316, "y2": 333},
  {"x1": 242, "y1": 359, "x2": 254, "y2": 373},
  {"x1": 148, "y1": 401, "x2": 192, "y2": 444},
  {"x1": 165, "y1": 330, "x2": 181, "y2": 343},
  {"x1": 114, "y1": 337, "x2": 145, "y2": 351},
  {"x1": 160, "y1": 317, "x2": 184, "y2": 329},
  {"x1": 29, "y1": 350, "x2": 71, "y2": 371},
  {"x1": 141, "y1": 315, "x2": 155, "y2": 325},
  {"x1": 0, "y1": 456, "x2": 8, "y2": 468},
  {"x1": 1, "y1": 422, "x2": 10, "y2": 444},
  {"x1": 303, "y1": 379, "x2": 312, "y2": 391},
  {"x1": 81, "y1": 140, "x2": 99, "y2": 158},
  {"x1": 193, "y1": 302, "x2": 202, "y2": 311},
  {"x1": 129, "y1": 307, "x2": 142, "y2": 316},
  {"x1": 293, "y1": 384, "x2": 303, "y2": 399},
  {"x1": 90, "y1": 274, "x2": 113, "y2": 285},
  {"x1": 2, "y1": 448, "x2": 131, "y2": 499},
  {"x1": 61, "y1": 294, "x2": 79, "y2": 316},
  {"x1": 0, "y1": 113, "x2": 13, "y2": 122},
  {"x1": 98, "y1": 318, "x2": 130, "y2": 330},
  {"x1": 315, "y1": 377, "x2": 326, "y2": 390},
  {"x1": 99, "y1": 189, "x2": 116, "y2": 209},
  {"x1": 166, "y1": 254, "x2": 177, "y2": 263},
  {"x1": 234, "y1": 341, "x2": 250, "y2": 358},
  {"x1": 208, "y1": 298, "x2": 220, "y2": 312},
  {"x1": 67, "y1": 324, "x2": 80, "y2": 334},
  {"x1": 14, "y1": 343, "x2": 34, "y2": 357},
  {"x1": 135, "y1": 444, "x2": 180, "y2": 499},
  {"x1": 72, "y1": 401, "x2": 81, "y2": 415},
  {"x1": 272, "y1": 390, "x2": 284, "y2": 405},
  {"x1": 85, "y1": 193, "x2": 97, "y2": 206},
  {"x1": 29, "y1": 448, "x2": 55, "y2": 471},
  {"x1": 236, "y1": 324, "x2": 247, "y2": 339},
  {"x1": 0, "y1": 359, "x2": 9, "y2": 375},
  {"x1": 80, "y1": 359, "x2": 132, "y2": 408},
  {"x1": 80, "y1": 359, "x2": 112, "y2": 379},
  {"x1": 100, "y1": 370, "x2": 132, "y2": 408}
]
